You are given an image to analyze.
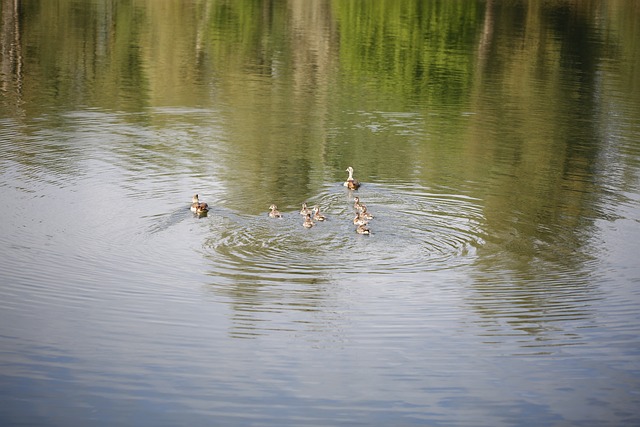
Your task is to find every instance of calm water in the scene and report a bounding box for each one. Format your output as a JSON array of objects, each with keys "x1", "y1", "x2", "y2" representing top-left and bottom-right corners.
[{"x1": 1, "y1": 0, "x2": 640, "y2": 425}]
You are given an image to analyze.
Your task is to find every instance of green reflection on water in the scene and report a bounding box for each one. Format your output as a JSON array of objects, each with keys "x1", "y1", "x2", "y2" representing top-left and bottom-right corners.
[{"x1": 1, "y1": 0, "x2": 639, "y2": 263}]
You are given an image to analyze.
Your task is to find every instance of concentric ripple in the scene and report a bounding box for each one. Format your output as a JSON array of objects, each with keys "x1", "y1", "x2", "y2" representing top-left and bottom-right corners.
[{"x1": 202, "y1": 182, "x2": 486, "y2": 282}]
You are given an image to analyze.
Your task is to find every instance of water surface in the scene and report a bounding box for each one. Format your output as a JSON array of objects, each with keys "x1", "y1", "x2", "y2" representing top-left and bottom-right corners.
[{"x1": 1, "y1": 1, "x2": 639, "y2": 425}]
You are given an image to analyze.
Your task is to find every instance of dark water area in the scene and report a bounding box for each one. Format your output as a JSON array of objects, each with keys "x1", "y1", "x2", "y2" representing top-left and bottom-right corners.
[{"x1": 1, "y1": 0, "x2": 639, "y2": 425}]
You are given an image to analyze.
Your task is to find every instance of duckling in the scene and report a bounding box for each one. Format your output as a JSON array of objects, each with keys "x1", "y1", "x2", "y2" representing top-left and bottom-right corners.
[
  {"x1": 268, "y1": 204, "x2": 282, "y2": 218},
  {"x1": 360, "y1": 205, "x2": 373, "y2": 220},
  {"x1": 353, "y1": 213, "x2": 368, "y2": 226},
  {"x1": 312, "y1": 205, "x2": 326, "y2": 221},
  {"x1": 300, "y1": 202, "x2": 312, "y2": 216},
  {"x1": 356, "y1": 224, "x2": 370, "y2": 235},
  {"x1": 353, "y1": 196, "x2": 365, "y2": 212},
  {"x1": 343, "y1": 166, "x2": 361, "y2": 190},
  {"x1": 303, "y1": 213, "x2": 314, "y2": 228},
  {"x1": 190, "y1": 194, "x2": 209, "y2": 213}
]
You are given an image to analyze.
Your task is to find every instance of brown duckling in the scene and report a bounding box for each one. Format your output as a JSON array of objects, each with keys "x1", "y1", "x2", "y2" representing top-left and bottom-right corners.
[
  {"x1": 356, "y1": 224, "x2": 370, "y2": 235},
  {"x1": 353, "y1": 213, "x2": 368, "y2": 226},
  {"x1": 360, "y1": 205, "x2": 373, "y2": 220},
  {"x1": 269, "y1": 204, "x2": 282, "y2": 218},
  {"x1": 353, "y1": 196, "x2": 365, "y2": 212},
  {"x1": 303, "y1": 213, "x2": 314, "y2": 228},
  {"x1": 312, "y1": 206, "x2": 326, "y2": 221},
  {"x1": 300, "y1": 202, "x2": 312, "y2": 216}
]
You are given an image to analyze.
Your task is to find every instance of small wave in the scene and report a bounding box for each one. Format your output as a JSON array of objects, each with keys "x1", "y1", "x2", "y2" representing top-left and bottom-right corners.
[{"x1": 201, "y1": 182, "x2": 486, "y2": 281}]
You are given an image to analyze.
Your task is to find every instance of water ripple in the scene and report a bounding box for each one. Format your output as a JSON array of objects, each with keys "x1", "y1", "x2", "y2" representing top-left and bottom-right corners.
[{"x1": 202, "y1": 182, "x2": 486, "y2": 281}]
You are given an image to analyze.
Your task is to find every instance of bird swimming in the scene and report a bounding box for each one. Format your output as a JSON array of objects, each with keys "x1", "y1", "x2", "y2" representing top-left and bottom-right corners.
[
  {"x1": 191, "y1": 194, "x2": 209, "y2": 213},
  {"x1": 303, "y1": 213, "x2": 314, "y2": 228},
  {"x1": 195, "y1": 204, "x2": 208, "y2": 216},
  {"x1": 343, "y1": 166, "x2": 361, "y2": 190},
  {"x1": 356, "y1": 224, "x2": 370, "y2": 235},
  {"x1": 312, "y1": 206, "x2": 326, "y2": 221},
  {"x1": 269, "y1": 204, "x2": 282, "y2": 218},
  {"x1": 359, "y1": 205, "x2": 373, "y2": 220},
  {"x1": 353, "y1": 213, "x2": 368, "y2": 226},
  {"x1": 300, "y1": 202, "x2": 312, "y2": 216}
]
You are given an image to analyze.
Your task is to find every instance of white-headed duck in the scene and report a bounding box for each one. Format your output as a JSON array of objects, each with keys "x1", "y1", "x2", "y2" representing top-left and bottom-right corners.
[{"x1": 343, "y1": 166, "x2": 361, "y2": 190}]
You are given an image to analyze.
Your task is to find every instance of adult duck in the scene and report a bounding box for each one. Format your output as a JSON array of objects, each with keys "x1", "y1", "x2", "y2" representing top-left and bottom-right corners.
[
  {"x1": 191, "y1": 194, "x2": 209, "y2": 213},
  {"x1": 269, "y1": 204, "x2": 282, "y2": 218},
  {"x1": 195, "y1": 205, "x2": 208, "y2": 216},
  {"x1": 343, "y1": 166, "x2": 361, "y2": 190}
]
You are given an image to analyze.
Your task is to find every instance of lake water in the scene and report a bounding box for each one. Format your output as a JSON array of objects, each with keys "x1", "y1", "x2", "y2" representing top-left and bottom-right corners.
[{"x1": 1, "y1": 0, "x2": 639, "y2": 425}]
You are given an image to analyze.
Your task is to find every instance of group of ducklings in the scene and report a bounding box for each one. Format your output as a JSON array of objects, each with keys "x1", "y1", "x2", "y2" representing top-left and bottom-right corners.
[
  {"x1": 192, "y1": 167, "x2": 372, "y2": 234},
  {"x1": 269, "y1": 166, "x2": 372, "y2": 235},
  {"x1": 268, "y1": 202, "x2": 325, "y2": 224},
  {"x1": 352, "y1": 196, "x2": 373, "y2": 235}
]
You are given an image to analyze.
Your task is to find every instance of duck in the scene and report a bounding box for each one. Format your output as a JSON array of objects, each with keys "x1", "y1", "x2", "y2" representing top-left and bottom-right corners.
[
  {"x1": 300, "y1": 202, "x2": 312, "y2": 216},
  {"x1": 303, "y1": 213, "x2": 314, "y2": 228},
  {"x1": 343, "y1": 166, "x2": 361, "y2": 190},
  {"x1": 360, "y1": 205, "x2": 374, "y2": 220},
  {"x1": 195, "y1": 205, "x2": 208, "y2": 216},
  {"x1": 356, "y1": 224, "x2": 370, "y2": 235},
  {"x1": 353, "y1": 213, "x2": 368, "y2": 226},
  {"x1": 268, "y1": 204, "x2": 282, "y2": 218},
  {"x1": 191, "y1": 194, "x2": 209, "y2": 213},
  {"x1": 312, "y1": 206, "x2": 326, "y2": 221}
]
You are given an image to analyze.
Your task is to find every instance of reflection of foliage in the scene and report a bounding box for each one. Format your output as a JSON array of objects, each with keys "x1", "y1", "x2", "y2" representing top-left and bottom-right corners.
[
  {"x1": 462, "y1": 0, "x2": 640, "y2": 279},
  {"x1": 1, "y1": 0, "x2": 638, "y2": 217},
  {"x1": 205, "y1": 1, "x2": 289, "y2": 75},
  {"x1": 333, "y1": 0, "x2": 481, "y2": 106},
  {"x1": 14, "y1": 0, "x2": 150, "y2": 112}
]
